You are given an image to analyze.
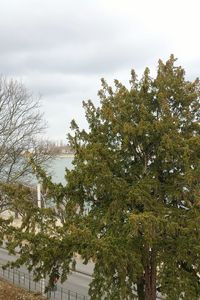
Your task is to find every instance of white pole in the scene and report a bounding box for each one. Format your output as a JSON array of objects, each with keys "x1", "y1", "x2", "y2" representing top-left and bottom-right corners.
[
  {"x1": 37, "y1": 183, "x2": 45, "y2": 293},
  {"x1": 41, "y1": 277, "x2": 45, "y2": 295},
  {"x1": 37, "y1": 183, "x2": 41, "y2": 208}
]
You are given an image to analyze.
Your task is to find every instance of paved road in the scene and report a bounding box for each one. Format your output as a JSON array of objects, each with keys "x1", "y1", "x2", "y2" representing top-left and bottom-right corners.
[
  {"x1": 0, "y1": 247, "x2": 92, "y2": 299},
  {"x1": 0, "y1": 248, "x2": 165, "y2": 300}
]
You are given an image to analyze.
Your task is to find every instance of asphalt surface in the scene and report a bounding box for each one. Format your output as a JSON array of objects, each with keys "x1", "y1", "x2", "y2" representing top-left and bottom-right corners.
[
  {"x1": 0, "y1": 247, "x2": 92, "y2": 299},
  {"x1": 0, "y1": 248, "x2": 165, "y2": 300}
]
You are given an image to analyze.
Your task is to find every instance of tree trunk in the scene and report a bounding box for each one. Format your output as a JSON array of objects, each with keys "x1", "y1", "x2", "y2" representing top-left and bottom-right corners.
[
  {"x1": 144, "y1": 249, "x2": 156, "y2": 300},
  {"x1": 15, "y1": 210, "x2": 19, "y2": 219},
  {"x1": 137, "y1": 276, "x2": 145, "y2": 300}
]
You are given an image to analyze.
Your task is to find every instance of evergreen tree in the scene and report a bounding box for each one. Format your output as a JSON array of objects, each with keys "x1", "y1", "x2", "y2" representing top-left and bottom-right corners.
[{"x1": 6, "y1": 56, "x2": 200, "y2": 299}]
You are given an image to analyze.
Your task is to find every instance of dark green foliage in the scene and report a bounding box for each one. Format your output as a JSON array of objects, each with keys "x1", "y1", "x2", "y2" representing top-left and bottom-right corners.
[{"x1": 6, "y1": 56, "x2": 200, "y2": 299}]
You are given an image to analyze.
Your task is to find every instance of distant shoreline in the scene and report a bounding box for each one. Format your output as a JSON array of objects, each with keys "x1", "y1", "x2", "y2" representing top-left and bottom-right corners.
[{"x1": 55, "y1": 154, "x2": 74, "y2": 158}]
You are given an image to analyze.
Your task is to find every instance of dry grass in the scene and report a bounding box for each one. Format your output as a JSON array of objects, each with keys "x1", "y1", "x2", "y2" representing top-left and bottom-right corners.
[{"x1": 0, "y1": 278, "x2": 45, "y2": 300}]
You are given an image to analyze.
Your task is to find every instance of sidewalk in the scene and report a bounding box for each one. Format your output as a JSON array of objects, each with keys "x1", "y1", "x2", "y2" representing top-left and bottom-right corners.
[
  {"x1": 1, "y1": 212, "x2": 94, "y2": 276},
  {"x1": 0, "y1": 245, "x2": 94, "y2": 277},
  {"x1": 73, "y1": 257, "x2": 94, "y2": 276}
]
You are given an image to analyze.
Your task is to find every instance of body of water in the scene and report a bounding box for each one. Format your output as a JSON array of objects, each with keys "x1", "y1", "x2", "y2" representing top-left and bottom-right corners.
[
  {"x1": 29, "y1": 156, "x2": 73, "y2": 187},
  {"x1": 47, "y1": 156, "x2": 73, "y2": 184}
]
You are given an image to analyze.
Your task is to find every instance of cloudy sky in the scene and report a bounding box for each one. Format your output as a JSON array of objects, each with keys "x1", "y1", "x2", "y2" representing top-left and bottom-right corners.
[{"x1": 1, "y1": 0, "x2": 200, "y2": 142}]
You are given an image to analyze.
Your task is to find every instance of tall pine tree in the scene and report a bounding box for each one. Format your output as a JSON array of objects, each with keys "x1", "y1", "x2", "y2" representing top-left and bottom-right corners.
[{"x1": 6, "y1": 56, "x2": 200, "y2": 299}]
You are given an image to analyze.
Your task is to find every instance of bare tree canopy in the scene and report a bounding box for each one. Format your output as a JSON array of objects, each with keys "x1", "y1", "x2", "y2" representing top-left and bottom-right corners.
[{"x1": 0, "y1": 77, "x2": 51, "y2": 210}]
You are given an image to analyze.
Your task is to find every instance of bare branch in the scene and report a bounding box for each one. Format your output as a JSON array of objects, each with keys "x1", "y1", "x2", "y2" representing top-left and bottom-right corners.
[{"x1": 0, "y1": 77, "x2": 53, "y2": 211}]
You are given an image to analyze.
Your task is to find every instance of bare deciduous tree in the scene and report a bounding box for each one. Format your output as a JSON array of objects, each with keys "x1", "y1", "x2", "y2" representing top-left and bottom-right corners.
[{"x1": 0, "y1": 77, "x2": 52, "y2": 211}]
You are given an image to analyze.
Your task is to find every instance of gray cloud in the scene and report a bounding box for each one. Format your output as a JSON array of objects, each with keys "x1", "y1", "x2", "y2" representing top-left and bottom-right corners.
[
  {"x1": 0, "y1": 0, "x2": 200, "y2": 140},
  {"x1": 0, "y1": 36, "x2": 167, "y2": 77},
  {"x1": 22, "y1": 73, "x2": 93, "y2": 97},
  {"x1": 0, "y1": 1, "x2": 121, "y2": 54},
  {"x1": 0, "y1": 0, "x2": 168, "y2": 76}
]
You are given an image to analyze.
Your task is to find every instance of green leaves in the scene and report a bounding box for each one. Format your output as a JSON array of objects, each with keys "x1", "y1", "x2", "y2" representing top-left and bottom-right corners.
[
  {"x1": 66, "y1": 56, "x2": 200, "y2": 298},
  {"x1": 4, "y1": 56, "x2": 200, "y2": 299}
]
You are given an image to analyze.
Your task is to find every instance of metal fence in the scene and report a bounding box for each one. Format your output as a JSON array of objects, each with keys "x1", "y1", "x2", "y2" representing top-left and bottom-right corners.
[
  {"x1": 0, "y1": 264, "x2": 165, "y2": 300},
  {"x1": 0, "y1": 265, "x2": 89, "y2": 300}
]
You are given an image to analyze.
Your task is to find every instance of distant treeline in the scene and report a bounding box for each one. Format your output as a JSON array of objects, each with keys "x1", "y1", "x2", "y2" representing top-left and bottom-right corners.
[{"x1": 47, "y1": 142, "x2": 74, "y2": 155}]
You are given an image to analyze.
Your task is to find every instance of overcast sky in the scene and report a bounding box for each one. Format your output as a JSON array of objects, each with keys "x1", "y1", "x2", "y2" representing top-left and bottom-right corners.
[{"x1": 1, "y1": 0, "x2": 200, "y2": 142}]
